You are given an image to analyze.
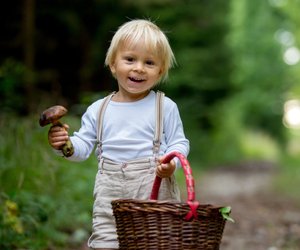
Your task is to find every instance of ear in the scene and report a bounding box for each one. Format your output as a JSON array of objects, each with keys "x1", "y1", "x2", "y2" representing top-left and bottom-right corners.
[
  {"x1": 159, "y1": 69, "x2": 163, "y2": 76},
  {"x1": 158, "y1": 67, "x2": 164, "y2": 77},
  {"x1": 109, "y1": 63, "x2": 116, "y2": 75}
]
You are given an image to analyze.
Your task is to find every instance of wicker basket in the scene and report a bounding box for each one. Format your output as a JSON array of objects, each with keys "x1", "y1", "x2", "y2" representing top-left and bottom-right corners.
[{"x1": 112, "y1": 152, "x2": 229, "y2": 250}]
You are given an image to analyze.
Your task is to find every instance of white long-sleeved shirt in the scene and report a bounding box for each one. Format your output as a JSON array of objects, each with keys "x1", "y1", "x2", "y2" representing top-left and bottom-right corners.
[{"x1": 65, "y1": 91, "x2": 189, "y2": 163}]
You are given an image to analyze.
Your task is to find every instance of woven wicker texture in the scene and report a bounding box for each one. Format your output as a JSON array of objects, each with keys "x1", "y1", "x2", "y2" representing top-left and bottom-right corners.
[
  {"x1": 112, "y1": 152, "x2": 228, "y2": 250},
  {"x1": 112, "y1": 199, "x2": 226, "y2": 249}
]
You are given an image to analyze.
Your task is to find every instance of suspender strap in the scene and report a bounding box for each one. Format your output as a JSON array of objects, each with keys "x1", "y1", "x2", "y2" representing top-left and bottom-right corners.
[
  {"x1": 96, "y1": 91, "x2": 164, "y2": 157},
  {"x1": 96, "y1": 92, "x2": 115, "y2": 150},
  {"x1": 153, "y1": 91, "x2": 164, "y2": 158}
]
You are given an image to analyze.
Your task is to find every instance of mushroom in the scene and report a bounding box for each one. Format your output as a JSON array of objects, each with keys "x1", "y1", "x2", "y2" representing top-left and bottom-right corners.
[{"x1": 39, "y1": 105, "x2": 74, "y2": 157}]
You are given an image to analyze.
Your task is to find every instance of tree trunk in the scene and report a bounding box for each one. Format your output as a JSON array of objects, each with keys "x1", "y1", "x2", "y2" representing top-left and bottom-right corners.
[{"x1": 23, "y1": 0, "x2": 35, "y2": 114}]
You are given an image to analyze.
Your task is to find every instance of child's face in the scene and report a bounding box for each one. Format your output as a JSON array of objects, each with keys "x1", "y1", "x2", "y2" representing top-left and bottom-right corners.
[{"x1": 110, "y1": 40, "x2": 163, "y2": 100}]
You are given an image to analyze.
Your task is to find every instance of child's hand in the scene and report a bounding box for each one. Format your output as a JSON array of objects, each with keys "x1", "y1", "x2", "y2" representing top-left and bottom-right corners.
[
  {"x1": 48, "y1": 124, "x2": 70, "y2": 150},
  {"x1": 156, "y1": 156, "x2": 176, "y2": 178}
]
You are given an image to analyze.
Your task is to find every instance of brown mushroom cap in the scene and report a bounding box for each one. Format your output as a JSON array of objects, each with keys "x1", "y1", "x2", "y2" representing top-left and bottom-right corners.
[{"x1": 39, "y1": 105, "x2": 68, "y2": 127}]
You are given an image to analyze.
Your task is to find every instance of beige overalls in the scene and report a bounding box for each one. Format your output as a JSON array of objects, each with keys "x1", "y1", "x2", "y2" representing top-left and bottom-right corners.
[{"x1": 88, "y1": 91, "x2": 180, "y2": 249}]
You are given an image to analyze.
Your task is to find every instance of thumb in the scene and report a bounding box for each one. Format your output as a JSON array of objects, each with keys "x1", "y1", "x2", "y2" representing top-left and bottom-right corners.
[
  {"x1": 63, "y1": 123, "x2": 70, "y2": 131},
  {"x1": 161, "y1": 163, "x2": 169, "y2": 170}
]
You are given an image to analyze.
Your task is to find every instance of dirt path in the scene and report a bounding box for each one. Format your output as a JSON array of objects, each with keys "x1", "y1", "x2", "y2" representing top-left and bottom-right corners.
[{"x1": 197, "y1": 162, "x2": 300, "y2": 250}]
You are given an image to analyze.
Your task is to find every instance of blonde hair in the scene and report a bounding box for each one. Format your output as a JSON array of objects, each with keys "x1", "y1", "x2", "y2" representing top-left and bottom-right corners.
[{"x1": 105, "y1": 19, "x2": 176, "y2": 82}]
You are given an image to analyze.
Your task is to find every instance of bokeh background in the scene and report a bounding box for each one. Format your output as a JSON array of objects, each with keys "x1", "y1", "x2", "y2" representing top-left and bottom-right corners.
[{"x1": 1, "y1": 0, "x2": 300, "y2": 249}]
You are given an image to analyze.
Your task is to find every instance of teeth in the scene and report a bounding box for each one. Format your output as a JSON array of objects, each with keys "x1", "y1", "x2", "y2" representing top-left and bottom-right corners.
[{"x1": 130, "y1": 77, "x2": 144, "y2": 81}]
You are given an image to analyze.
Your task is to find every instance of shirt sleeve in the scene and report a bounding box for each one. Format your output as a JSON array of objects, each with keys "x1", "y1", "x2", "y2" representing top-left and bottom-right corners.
[
  {"x1": 64, "y1": 101, "x2": 100, "y2": 162},
  {"x1": 163, "y1": 98, "x2": 190, "y2": 167}
]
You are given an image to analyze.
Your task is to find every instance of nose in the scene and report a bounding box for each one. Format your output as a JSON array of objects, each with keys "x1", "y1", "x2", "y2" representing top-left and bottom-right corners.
[{"x1": 134, "y1": 62, "x2": 145, "y2": 72}]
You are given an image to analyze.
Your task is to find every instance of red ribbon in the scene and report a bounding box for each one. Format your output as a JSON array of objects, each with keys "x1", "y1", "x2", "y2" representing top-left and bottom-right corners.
[{"x1": 184, "y1": 201, "x2": 199, "y2": 221}]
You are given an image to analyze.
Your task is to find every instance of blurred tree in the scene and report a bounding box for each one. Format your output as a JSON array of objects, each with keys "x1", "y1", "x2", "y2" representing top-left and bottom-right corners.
[
  {"x1": 225, "y1": 0, "x2": 288, "y2": 141},
  {"x1": 33, "y1": 0, "x2": 141, "y2": 108},
  {"x1": 0, "y1": 0, "x2": 293, "y2": 162},
  {"x1": 23, "y1": 0, "x2": 36, "y2": 113},
  {"x1": 277, "y1": 0, "x2": 300, "y2": 97}
]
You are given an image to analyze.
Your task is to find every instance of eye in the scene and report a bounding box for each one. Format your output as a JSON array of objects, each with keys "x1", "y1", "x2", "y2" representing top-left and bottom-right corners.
[
  {"x1": 146, "y1": 60, "x2": 155, "y2": 65},
  {"x1": 124, "y1": 56, "x2": 134, "y2": 62}
]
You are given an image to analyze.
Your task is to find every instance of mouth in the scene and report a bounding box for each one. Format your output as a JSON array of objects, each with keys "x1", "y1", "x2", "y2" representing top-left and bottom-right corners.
[{"x1": 128, "y1": 76, "x2": 145, "y2": 83}]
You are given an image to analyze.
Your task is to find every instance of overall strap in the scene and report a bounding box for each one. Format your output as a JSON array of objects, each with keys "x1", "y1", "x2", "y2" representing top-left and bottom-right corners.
[
  {"x1": 96, "y1": 92, "x2": 115, "y2": 152},
  {"x1": 153, "y1": 91, "x2": 165, "y2": 159},
  {"x1": 96, "y1": 91, "x2": 164, "y2": 158}
]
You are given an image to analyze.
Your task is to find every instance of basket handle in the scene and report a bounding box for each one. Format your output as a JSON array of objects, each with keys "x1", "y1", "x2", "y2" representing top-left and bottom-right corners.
[{"x1": 150, "y1": 152, "x2": 199, "y2": 220}]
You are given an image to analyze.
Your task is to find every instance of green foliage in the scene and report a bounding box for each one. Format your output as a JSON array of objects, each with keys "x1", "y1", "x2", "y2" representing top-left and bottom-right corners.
[
  {"x1": 219, "y1": 206, "x2": 235, "y2": 223},
  {"x1": 0, "y1": 115, "x2": 95, "y2": 249},
  {"x1": 227, "y1": 0, "x2": 288, "y2": 141}
]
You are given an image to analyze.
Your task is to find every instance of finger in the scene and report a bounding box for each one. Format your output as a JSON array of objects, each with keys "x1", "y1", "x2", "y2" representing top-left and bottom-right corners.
[
  {"x1": 158, "y1": 156, "x2": 164, "y2": 163},
  {"x1": 161, "y1": 164, "x2": 168, "y2": 170},
  {"x1": 51, "y1": 141, "x2": 66, "y2": 149},
  {"x1": 49, "y1": 125, "x2": 68, "y2": 134},
  {"x1": 49, "y1": 135, "x2": 69, "y2": 149},
  {"x1": 48, "y1": 131, "x2": 69, "y2": 142},
  {"x1": 49, "y1": 139, "x2": 69, "y2": 148},
  {"x1": 155, "y1": 169, "x2": 164, "y2": 178},
  {"x1": 49, "y1": 134, "x2": 69, "y2": 142},
  {"x1": 50, "y1": 125, "x2": 65, "y2": 132},
  {"x1": 155, "y1": 166, "x2": 162, "y2": 176},
  {"x1": 156, "y1": 165, "x2": 167, "y2": 178},
  {"x1": 158, "y1": 164, "x2": 169, "y2": 174},
  {"x1": 63, "y1": 123, "x2": 70, "y2": 130},
  {"x1": 48, "y1": 132, "x2": 68, "y2": 141}
]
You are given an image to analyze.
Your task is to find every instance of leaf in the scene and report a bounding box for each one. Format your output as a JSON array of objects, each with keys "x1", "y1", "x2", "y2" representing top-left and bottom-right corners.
[{"x1": 219, "y1": 206, "x2": 235, "y2": 223}]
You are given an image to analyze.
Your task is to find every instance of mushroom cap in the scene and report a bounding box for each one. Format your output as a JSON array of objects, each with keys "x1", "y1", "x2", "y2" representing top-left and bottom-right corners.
[{"x1": 39, "y1": 105, "x2": 68, "y2": 126}]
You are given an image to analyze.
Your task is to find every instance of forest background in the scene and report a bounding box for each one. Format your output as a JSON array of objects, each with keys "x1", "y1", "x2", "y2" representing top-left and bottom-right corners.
[{"x1": 1, "y1": 0, "x2": 300, "y2": 249}]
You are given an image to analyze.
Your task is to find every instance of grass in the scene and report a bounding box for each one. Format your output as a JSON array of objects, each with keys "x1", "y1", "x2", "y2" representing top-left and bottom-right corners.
[{"x1": 0, "y1": 114, "x2": 96, "y2": 249}]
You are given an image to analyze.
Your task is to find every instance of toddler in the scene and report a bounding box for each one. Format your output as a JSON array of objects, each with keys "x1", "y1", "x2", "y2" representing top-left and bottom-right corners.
[{"x1": 48, "y1": 19, "x2": 189, "y2": 250}]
